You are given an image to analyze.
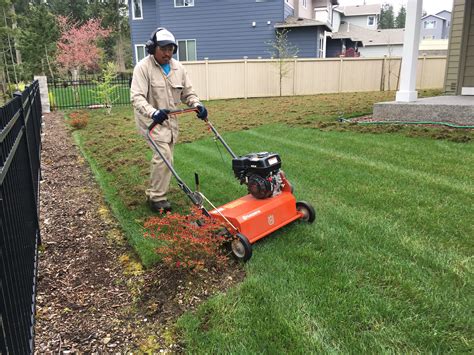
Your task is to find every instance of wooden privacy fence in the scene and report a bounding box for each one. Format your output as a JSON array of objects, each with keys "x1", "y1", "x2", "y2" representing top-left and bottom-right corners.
[
  {"x1": 0, "y1": 81, "x2": 42, "y2": 354},
  {"x1": 42, "y1": 56, "x2": 446, "y2": 110},
  {"x1": 184, "y1": 56, "x2": 447, "y2": 100}
]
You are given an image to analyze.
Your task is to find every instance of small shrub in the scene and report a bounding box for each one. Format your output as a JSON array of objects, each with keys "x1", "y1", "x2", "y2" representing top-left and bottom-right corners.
[
  {"x1": 144, "y1": 207, "x2": 230, "y2": 272},
  {"x1": 68, "y1": 111, "x2": 89, "y2": 129},
  {"x1": 93, "y1": 62, "x2": 119, "y2": 115}
]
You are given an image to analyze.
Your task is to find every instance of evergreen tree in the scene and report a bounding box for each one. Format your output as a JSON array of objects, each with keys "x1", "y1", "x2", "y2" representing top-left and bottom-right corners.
[
  {"x1": 379, "y1": 3, "x2": 395, "y2": 29},
  {"x1": 0, "y1": 0, "x2": 21, "y2": 91},
  {"x1": 46, "y1": 0, "x2": 90, "y2": 22},
  {"x1": 18, "y1": 3, "x2": 59, "y2": 78},
  {"x1": 86, "y1": 0, "x2": 131, "y2": 71},
  {"x1": 395, "y1": 5, "x2": 406, "y2": 28}
]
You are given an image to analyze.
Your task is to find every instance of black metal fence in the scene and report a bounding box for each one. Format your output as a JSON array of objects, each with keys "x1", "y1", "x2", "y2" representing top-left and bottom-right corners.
[
  {"x1": 47, "y1": 72, "x2": 132, "y2": 110},
  {"x1": 0, "y1": 81, "x2": 42, "y2": 354}
]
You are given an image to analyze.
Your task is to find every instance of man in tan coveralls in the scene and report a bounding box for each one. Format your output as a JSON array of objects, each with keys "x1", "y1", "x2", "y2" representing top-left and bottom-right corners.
[{"x1": 131, "y1": 28, "x2": 207, "y2": 213}]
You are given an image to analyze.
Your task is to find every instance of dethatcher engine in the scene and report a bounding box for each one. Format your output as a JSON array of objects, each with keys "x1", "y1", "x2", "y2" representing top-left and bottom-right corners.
[{"x1": 232, "y1": 152, "x2": 284, "y2": 199}]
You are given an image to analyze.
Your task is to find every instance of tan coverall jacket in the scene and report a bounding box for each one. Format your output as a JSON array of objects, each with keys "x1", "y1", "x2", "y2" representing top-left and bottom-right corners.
[{"x1": 130, "y1": 55, "x2": 201, "y2": 202}]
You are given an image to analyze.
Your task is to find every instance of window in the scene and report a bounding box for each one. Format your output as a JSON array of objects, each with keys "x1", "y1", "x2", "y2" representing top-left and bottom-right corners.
[
  {"x1": 302, "y1": 0, "x2": 307, "y2": 8},
  {"x1": 424, "y1": 20, "x2": 436, "y2": 29},
  {"x1": 135, "y1": 44, "x2": 146, "y2": 63},
  {"x1": 177, "y1": 40, "x2": 197, "y2": 61},
  {"x1": 367, "y1": 16, "x2": 375, "y2": 26},
  {"x1": 132, "y1": 0, "x2": 143, "y2": 19},
  {"x1": 175, "y1": 0, "x2": 194, "y2": 7}
]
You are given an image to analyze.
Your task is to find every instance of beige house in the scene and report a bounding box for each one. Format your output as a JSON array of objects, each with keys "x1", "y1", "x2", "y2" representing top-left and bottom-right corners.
[{"x1": 445, "y1": 0, "x2": 474, "y2": 95}]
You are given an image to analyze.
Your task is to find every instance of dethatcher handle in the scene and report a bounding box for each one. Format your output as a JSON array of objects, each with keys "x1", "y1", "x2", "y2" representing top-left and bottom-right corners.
[
  {"x1": 147, "y1": 107, "x2": 199, "y2": 131},
  {"x1": 147, "y1": 106, "x2": 237, "y2": 159}
]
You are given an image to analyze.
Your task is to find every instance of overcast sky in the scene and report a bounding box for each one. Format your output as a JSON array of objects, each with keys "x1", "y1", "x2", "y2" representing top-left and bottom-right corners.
[{"x1": 338, "y1": 0, "x2": 454, "y2": 15}]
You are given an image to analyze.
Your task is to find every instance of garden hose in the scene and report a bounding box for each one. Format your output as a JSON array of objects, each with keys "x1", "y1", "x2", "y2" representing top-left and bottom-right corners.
[{"x1": 341, "y1": 119, "x2": 474, "y2": 129}]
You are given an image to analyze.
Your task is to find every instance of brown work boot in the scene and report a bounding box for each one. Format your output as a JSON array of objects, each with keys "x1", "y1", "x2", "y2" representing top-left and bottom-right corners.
[{"x1": 148, "y1": 200, "x2": 172, "y2": 213}]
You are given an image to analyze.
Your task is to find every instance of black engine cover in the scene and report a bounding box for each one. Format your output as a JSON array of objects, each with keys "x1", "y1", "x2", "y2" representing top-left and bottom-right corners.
[{"x1": 232, "y1": 152, "x2": 281, "y2": 180}]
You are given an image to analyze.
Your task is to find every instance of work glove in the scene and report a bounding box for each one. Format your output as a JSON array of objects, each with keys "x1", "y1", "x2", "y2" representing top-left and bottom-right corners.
[
  {"x1": 152, "y1": 109, "x2": 170, "y2": 125},
  {"x1": 196, "y1": 105, "x2": 208, "y2": 120}
]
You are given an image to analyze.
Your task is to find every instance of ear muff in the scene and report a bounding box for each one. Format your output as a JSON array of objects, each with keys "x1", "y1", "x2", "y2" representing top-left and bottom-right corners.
[
  {"x1": 145, "y1": 27, "x2": 178, "y2": 55},
  {"x1": 145, "y1": 27, "x2": 164, "y2": 55}
]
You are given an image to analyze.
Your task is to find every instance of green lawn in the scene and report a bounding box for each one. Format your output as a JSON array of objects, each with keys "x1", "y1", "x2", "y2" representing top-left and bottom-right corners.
[{"x1": 71, "y1": 90, "x2": 473, "y2": 352}]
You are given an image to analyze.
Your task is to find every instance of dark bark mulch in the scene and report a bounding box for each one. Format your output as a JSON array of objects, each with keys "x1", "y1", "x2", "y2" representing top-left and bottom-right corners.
[{"x1": 35, "y1": 111, "x2": 244, "y2": 353}]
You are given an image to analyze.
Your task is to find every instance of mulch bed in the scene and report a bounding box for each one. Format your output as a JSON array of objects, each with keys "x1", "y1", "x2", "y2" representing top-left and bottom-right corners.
[{"x1": 35, "y1": 111, "x2": 244, "y2": 353}]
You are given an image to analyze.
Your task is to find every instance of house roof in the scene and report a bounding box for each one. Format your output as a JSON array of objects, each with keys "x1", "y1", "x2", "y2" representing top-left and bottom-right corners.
[
  {"x1": 334, "y1": 4, "x2": 381, "y2": 16},
  {"x1": 436, "y1": 10, "x2": 451, "y2": 16},
  {"x1": 421, "y1": 14, "x2": 448, "y2": 21},
  {"x1": 274, "y1": 16, "x2": 332, "y2": 31},
  {"x1": 331, "y1": 23, "x2": 404, "y2": 46}
]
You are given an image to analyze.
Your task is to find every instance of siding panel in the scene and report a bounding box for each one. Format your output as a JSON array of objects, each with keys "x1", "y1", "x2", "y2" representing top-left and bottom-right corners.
[
  {"x1": 463, "y1": 3, "x2": 474, "y2": 87},
  {"x1": 158, "y1": 0, "x2": 283, "y2": 60},
  {"x1": 129, "y1": 0, "x2": 157, "y2": 64},
  {"x1": 444, "y1": 0, "x2": 465, "y2": 93},
  {"x1": 130, "y1": 0, "x2": 330, "y2": 63}
]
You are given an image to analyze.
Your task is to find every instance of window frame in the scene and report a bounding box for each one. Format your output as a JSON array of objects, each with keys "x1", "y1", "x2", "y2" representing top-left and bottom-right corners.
[
  {"x1": 367, "y1": 15, "x2": 375, "y2": 26},
  {"x1": 177, "y1": 39, "x2": 197, "y2": 62},
  {"x1": 174, "y1": 0, "x2": 194, "y2": 8},
  {"x1": 131, "y1": 0, "x2": 143, "y2": 20},
  {"x1": 135, "y1": 44, "x2": 146, "y2": 63},
  {"x1": 424, "y1": 20, "x2": 436, "y2": 29}
]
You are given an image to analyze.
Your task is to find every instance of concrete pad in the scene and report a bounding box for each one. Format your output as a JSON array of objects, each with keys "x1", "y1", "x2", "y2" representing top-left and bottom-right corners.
[{"x1": 373, "y1": 96, "x2": 474, "y2": 126}]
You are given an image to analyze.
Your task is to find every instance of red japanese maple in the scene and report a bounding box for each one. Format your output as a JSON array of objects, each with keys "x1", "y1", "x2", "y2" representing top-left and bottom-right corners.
[{"x1": 56, "y1": 16, "x2": 111, "y2": 77}]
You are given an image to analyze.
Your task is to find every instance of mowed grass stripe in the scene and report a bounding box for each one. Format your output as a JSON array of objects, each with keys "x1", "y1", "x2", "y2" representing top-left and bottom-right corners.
[
  {"x1": 175, "y1": 125, "x2": 472, "y2": 352},
  {"x1": 244, "y1": 129, "x2": 473, "y2": 194},
  {"x1": 329, "y1": 133, "x2": 474, "y2": 182}
]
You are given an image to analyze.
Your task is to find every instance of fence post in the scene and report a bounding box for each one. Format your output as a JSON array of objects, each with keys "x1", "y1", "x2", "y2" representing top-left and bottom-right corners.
[
  {"x1": 244, "y1": 56, "x2": 248, "y2": 99},
  {"x1": 205, "y1": 57, "x2": 210, "y2": 101},
  {"x1": 380, "y1": 55, "x2": 387, "y2": 91},
  {"x1": 420, "y1": 54, "x2": 427, "y2": 89},
  {"x1": 33, "y1": 76, "x2": 50, "y2": 113},
  {"x1": 338, "y1": 57, "x2": 344, "y2": 92},
  {"x1": 293, "y1": 56, "x2": 298, "y2": 96}
]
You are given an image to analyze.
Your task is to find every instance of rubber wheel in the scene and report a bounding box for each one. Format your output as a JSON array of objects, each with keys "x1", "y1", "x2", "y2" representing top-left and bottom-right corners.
[
  {"x1": 296, "y1": 201, "x2": 316, "y2": 223},
  {"x1": 231, "y1": 233, "x2": 253, "y2": 262}
]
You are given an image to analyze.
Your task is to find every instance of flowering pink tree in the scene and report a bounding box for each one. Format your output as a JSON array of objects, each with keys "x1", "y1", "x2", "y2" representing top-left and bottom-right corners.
[{"x1": 56, "y1": 16, "x2": 111, "y2": 80}]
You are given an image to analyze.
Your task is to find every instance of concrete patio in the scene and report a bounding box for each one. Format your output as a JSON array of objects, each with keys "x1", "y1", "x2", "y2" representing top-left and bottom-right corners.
[{"x1": 373, "y1": 95, "x2": 474, "y2": 126}]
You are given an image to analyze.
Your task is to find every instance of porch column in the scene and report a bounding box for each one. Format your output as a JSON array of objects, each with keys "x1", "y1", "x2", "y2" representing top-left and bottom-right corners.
[{"x1": 396, "y1": 0, "x2": 423, "y2": 102}]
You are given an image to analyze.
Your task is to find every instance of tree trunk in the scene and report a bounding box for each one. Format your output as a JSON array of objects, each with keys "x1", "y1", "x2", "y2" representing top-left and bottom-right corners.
[
  {"x1": 115, "y1": 33, "x2": 126, "y2": 72},
  {"x1": 44, "y1": 46, "x2": 54, "y2": 80},
  {"x1": 71, "y1": 68, "x2": 80, "y2": 104},
  {"x1": 3, "y1": 8, "x2": 18, "y2": 87},
  {"x1": 10, "y1": 4, "x2": 22, "y2": 65}
]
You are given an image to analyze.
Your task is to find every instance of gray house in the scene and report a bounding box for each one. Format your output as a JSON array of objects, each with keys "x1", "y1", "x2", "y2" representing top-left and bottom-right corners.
[
  {"x1": 128, "y1": 0, "x2": 337, "y2": 64},
  {"x1": 326, "y1": 3, "x2": 405, "y2": 58},
  {"x1": 333, "y1": 3, "x2": 381, "y2": 30},
  {"x1": 420, "y1": 10, "x2": 451, "y2": 40}
]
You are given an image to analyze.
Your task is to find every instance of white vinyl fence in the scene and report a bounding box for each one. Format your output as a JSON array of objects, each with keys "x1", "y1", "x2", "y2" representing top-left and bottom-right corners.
[{"x1": 184, "y1": 56, "x2": 446, "y2": 100}]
